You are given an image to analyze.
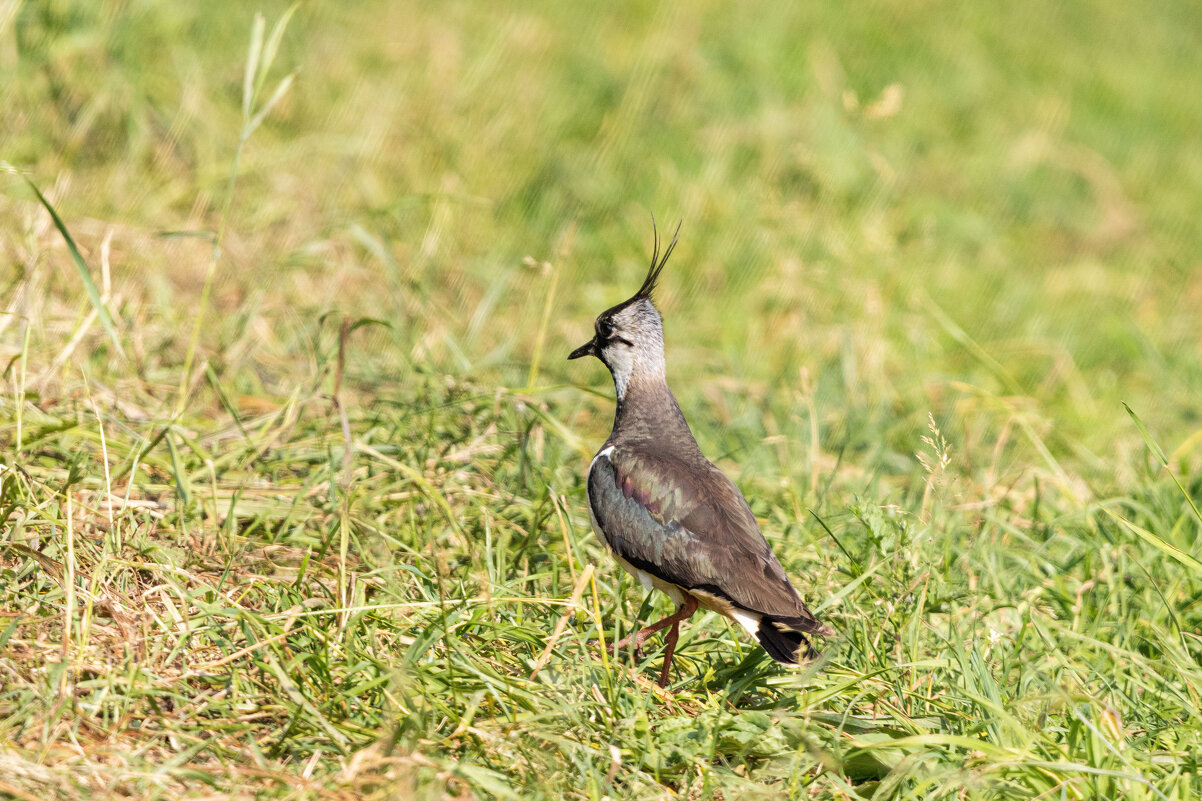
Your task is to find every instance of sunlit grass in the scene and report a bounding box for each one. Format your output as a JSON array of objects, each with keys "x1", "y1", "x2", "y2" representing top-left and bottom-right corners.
[{"x1": 2, "y1": 1, "x2": 1201, "y2": 798}]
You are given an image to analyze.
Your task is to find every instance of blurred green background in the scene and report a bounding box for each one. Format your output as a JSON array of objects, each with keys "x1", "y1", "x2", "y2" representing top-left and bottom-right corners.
[
  {"x1": 3, "y1": 1, "x2": 1202, "y2": 798},
  {"x1": 6, "y1": 1, "x2": 1201, "y2": 457}
]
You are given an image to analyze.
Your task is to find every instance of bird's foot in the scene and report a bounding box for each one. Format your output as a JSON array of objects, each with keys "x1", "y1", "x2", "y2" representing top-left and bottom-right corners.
[
  {"x1": 608, "y1": 633, "x2": 646, "y2": 659},
  {"x1": 587, "y1": 636, "x2": 645, "y2": 659}
]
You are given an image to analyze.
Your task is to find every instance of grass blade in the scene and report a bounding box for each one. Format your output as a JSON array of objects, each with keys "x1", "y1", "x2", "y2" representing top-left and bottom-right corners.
[
  {"x1": 1105, "y1": 509, "x2": 1202, "y2": 575},
  {"x1": 242, "y1": 13, "x2": 265, "y2": 120},
  {"x1": 24, "y1": 178, "x2": 125, "y2": 358},
  {"x1": 1124, "y1": 402, "x2": 1202, "y2": 525},
  {"x1": 1123, "y1": 402, "x2": 1168, "y2": 464},
  {"x1": 258, "y1": 4, "x2": 299, "y2": 102}
]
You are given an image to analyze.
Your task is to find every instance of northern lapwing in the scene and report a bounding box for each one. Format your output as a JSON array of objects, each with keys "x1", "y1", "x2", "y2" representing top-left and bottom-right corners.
[{"x1": 569, "y1": 224, "x2": 834, "y2": 688}]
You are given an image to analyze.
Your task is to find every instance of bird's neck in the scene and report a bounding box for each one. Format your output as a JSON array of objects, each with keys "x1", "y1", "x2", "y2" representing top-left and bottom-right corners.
[{"x1": 611, "y1": 372, "x2": 700, "y2": 451}]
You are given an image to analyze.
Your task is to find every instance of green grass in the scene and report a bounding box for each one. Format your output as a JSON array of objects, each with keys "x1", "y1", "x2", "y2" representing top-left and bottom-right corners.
[{"x1": 2, "y1": 1, "x2": 1202, "y2": 798}]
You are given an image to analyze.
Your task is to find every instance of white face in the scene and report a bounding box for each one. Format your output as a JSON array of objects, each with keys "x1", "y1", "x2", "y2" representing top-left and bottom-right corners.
[
  {"x1": 600, "y1": 336, "x2": 636, "y2": 399},
  {"x1": 569, "y1": 226, "x2": 680, "y2": 398},
  {"x1": 594, "y1": 298, "x2": 666, "y2": 400}
]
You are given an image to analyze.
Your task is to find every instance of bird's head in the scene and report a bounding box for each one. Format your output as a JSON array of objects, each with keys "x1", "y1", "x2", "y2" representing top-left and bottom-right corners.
[{"x1": 569, "y1": 222, "x2": 680, "y2": 399}]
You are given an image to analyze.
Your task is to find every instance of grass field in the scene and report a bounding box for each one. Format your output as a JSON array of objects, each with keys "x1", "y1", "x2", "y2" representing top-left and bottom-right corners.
[{"x1": 3, "y1": 1, "x2": 1202, "y2": 798}]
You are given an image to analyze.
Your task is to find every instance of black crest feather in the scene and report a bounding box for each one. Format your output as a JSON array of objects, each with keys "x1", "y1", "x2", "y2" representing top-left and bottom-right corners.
[{"x1": 633, "y1": 217, "x2": 681, "y2": 302}]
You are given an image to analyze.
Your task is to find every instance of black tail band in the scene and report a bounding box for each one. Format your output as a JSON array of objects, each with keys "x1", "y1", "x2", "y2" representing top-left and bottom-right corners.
[{"x1": 756, "y1": 618, "x2": 819, "y2": 664}]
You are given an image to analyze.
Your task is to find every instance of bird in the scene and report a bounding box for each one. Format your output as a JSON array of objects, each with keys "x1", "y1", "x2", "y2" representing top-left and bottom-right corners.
[{"x1": 568, "y1": 223, "x2": 834, "y2": 688}]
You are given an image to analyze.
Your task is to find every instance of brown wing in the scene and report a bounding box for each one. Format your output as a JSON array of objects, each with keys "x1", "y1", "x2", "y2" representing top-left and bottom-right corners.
[{"x1": 588, "y1": 447, "x2": 831, "y2": 636}]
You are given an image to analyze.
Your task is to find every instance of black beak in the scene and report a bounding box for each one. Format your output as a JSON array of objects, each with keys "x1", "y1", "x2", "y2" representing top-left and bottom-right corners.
[{"x1": 568, "y1": 338, "x2": 597, "y2": 360}]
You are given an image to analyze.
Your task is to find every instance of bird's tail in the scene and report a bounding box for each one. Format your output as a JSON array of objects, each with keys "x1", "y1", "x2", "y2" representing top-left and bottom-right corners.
[{"x1": 755, "y1": 614, "x2": 833, "y2": 665}]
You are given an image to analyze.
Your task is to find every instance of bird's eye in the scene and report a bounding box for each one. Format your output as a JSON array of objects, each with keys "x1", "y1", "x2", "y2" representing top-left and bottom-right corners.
[{"x1": 597, "y1": 320, "x2": 614, "y2": 339}]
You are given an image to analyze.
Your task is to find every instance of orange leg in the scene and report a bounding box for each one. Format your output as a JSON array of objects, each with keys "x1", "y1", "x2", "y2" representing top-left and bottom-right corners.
[
  {"x1": 613, "y1": 595, "x2": 698, "y2": 686},
  {"x1": 658, "y1": 621, "x2": 680, "y2": 687}
]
